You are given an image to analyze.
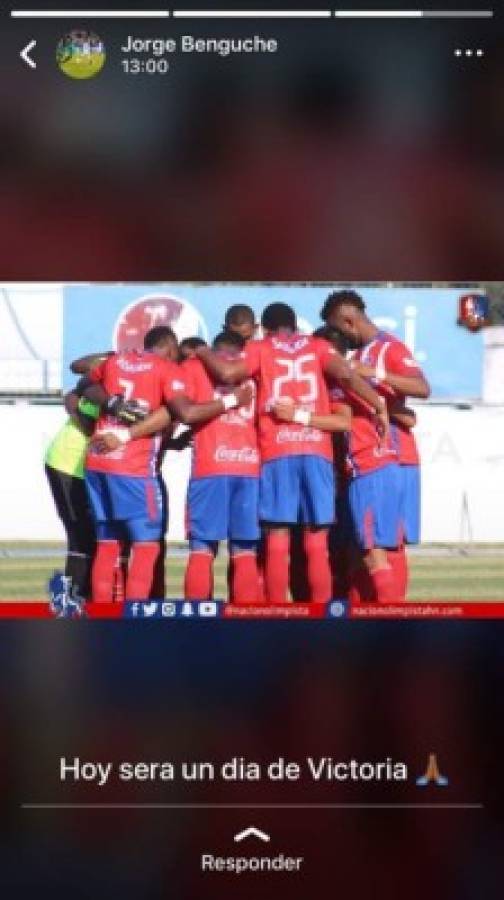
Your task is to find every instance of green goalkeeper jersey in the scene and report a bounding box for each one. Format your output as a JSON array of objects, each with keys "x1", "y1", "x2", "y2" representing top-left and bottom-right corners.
[{"x1": 45, "y1": 398, "x2": 99, "y2": 479}]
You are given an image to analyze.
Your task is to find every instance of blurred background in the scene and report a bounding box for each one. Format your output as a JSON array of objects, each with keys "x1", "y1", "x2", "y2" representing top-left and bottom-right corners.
[{"x1": 1, "y1": 4, "x2": 504, "y2": 279}]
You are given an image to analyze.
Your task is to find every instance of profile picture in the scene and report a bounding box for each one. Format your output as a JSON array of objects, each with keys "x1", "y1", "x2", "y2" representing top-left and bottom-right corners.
[{"x1": 56, "y1": 30, "x2": 106, "y2": 80}]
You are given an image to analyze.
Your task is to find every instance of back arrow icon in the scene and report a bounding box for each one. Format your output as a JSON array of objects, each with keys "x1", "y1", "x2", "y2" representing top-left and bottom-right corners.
[
  {"x1": 234, "y1": 827, "x2": 270, "y2": 843},
  {"x1": 20, "y1": 40, "x2": 37, "y2": 69}
]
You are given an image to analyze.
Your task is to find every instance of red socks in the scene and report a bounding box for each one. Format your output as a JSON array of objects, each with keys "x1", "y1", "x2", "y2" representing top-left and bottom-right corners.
[
  {"x1": 125, "y1": 542, "x2": 160, "y2": 601},
  {"x1": 303, "y1": 530, "x2": 331, "y2": 602},
  {"x1": 184, "y1": 550, "x2": 213, "y2": 600},
  {"x1": 387, "y1": 546, "x2": 408, "y2": 602},
  {"x1": 231, "y1": 552, "x2": 259, "y2": 604},
  {"x1": 370, "y1": 565, "x2": 397, "y2": 604},
  {"x1": 92, "y1": 541, "x2": 120, "y2": 603},
  {"x1": 265, "y1": 532, "x2": 290, "y2": 603},
  {"x1": 349, "y1": 562, "x2": 398, "y2": 605}
]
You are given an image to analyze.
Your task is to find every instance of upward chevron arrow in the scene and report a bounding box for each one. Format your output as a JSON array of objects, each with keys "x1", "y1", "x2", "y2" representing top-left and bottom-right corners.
[{"x1": 234, "y1": 826, "x2": 270, "y2": 843}]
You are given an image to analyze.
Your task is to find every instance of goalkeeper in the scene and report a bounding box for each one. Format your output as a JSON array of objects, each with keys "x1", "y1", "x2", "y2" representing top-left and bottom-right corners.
[{"x1": 45, "y1": 376, "x2": 149, "y2": 601}]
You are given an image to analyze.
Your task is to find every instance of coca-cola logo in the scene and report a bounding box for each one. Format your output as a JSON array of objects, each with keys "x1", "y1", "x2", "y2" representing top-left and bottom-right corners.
[
  {"x1": 276, "y1": 427, "x2": 323, "y2": 444},
  {"x1": 114, "y1": 294, "x2": 207, "y2": 351},
  {"x1": 214, "y1": 445, "x2": 259, "y2": 464}
]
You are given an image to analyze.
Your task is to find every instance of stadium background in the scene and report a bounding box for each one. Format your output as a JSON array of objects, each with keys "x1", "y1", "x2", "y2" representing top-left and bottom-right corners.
[{"x1": 1, "y1": 282, "x2": 503, "y2": 600}]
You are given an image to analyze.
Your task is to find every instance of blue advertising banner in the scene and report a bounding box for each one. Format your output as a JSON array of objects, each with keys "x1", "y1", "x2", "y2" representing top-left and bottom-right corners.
[{"x1": 63, "y1": 284, "x2": 483, "y2": 398}]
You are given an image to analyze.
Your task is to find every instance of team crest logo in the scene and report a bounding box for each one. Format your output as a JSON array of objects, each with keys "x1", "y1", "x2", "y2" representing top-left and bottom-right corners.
[
  {"x1": 113, "y1": 295, "x2": 208, "y2": 351},
  {"x1": 48, "y1": 573, "x2": 86, "y2": 619}
]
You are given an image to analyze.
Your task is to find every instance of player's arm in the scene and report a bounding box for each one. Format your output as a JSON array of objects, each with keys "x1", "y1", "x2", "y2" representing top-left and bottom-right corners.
[
  {"x1": 90, "y1": 406, "x2": 172, "y2": 453},
  {"x1": 351, "y1": 361, "x2": 430, "y2": 399},
  {"x1": 92, "y1": 385, "x2": 253, "y2": 453},
  {"x1": 168, "y1": 382, "x2": 253, "y2": 426},
  {"x1": 64, "y1": 390, "x2": 96, "y2": 437},
  {"x1": 74, "y1": 373, "x2": 150, "y2": 425},
  {"x1": 194, "y1": 345, "x2": 249, "y2": 385},
  {"x1": 70, "y1": 350, "x2": 113, "y2": 375},
  {"x1": 74, "y1": 375, "x2": 109, "y2": 409},
  {"x1": 390, "y1": 404, "x2": 417, "y2": 430},
  {"x1": 322, "y1": 351, "x2": 388, "y2": 435},
  {"x1": 273, "y1": 400, "x2": 351, "y2": 432}
]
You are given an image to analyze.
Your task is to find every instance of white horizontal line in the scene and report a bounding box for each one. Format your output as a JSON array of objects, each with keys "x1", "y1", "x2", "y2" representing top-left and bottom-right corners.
[
  {"x1": 22, "y1": 802, "x2": 484, "y2": 810},
  {"x1": 173, "y1": 9, "x2": 332, "y2": 17},
  {"x1": 11, "y1": 9, "x2": 170, "y2": 17},
  {"x1": 335, "y1": 9, "x2": 422, "y2": 16},
  {"x1": 334, "y1": 8, "x2": 493, "y2": 15}
]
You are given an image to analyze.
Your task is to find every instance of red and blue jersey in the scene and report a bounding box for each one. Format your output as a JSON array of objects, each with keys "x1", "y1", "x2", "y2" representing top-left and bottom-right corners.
[
  {"x1": 243, "y1": 333, "x2": 335, "y2": 463},
  {"x1": 182, "y1": 357, "x2": 259, "y2": 479},
  {"x1": 350, "y1": 331, "x2": 422, "y2": 466},
  {"x1": 86, "y1": 351, "x2": 186, "y2": 477},
  {"x1": 329, "y1": 382, "x2": 397, "y2": 478}
]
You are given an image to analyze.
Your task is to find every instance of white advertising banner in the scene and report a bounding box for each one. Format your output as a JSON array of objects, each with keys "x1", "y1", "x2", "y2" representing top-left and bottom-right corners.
[{"x1": 1, "y1": 404, "x2": 503, "y2": 543}]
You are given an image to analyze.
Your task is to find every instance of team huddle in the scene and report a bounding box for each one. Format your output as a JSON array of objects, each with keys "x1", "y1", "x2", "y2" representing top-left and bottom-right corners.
[{"x1": 44, "y1": 290, "x2": 430, "y2": 605}]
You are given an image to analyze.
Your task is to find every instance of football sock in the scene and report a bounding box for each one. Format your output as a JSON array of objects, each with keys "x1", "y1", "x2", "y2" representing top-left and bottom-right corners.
[
  {"x1": 65, "y1": 551, "x2": 92, "y2": 601},
  {"x1": 370, "y1": 564, "x2": 397, "y2": 604},
  {"x1": 348, "y1": 564, "x2": 375, "y2": 605},
  {"x1": 387, "y1": 546, "x2": 408, "y2": 602},
  {"x1": 289, "y1": 527, "x2": 309, "y2": 601},
  {"x1": 303, "y1": 530, "x2": 332, "y2": 602},
  {"x1": 125, "y1": 542, "x2": 160, "y2": 601},
  {"x1": 231, "y1": 551, "x2": 259, "y2": 604},
  {"x1": 265, "y1": 531, "x2": 289, "y2": 603},
  {"x1": 92, "y1": 540, "x2": 120, "y2": 604},
  {"x1": 112, "y1": 559, "x2": 125, "y2": 603},
  {"x1": 184, "y1": 550, "x2": 214, "y2": 600}
]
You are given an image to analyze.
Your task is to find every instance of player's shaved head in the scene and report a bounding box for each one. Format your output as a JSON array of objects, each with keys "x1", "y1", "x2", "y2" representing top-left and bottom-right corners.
[
  {"x1": 261, "y1": 302, "x2": 297, "y2": 334},
  {"x1": 144, "y1": 325, "x2": 178, "y2": 360}
]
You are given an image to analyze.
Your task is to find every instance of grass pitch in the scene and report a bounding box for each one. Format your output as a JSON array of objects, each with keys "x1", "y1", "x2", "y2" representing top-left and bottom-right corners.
[{"x1": 1, "y1": 544, "x2": 503, "y2": 602}]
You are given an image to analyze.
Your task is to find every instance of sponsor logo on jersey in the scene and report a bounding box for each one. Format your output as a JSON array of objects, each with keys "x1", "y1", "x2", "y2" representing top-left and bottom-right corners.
[
  {"x1": 276, "y1": 426, "x2": 323, "y2": 444},
  {"x1": 271, "y1": 336, "x2": 310, "y2": 354},
  {"x1": 214, "y1": 445, "x2": 260, "y2": 464},
  {"x1": 116, "y1": 357, "x2": 154, "y2": 374}
]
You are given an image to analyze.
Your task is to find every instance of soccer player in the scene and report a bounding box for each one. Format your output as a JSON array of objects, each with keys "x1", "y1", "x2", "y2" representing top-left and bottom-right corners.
[
  {"x1": 321, "y1": 289, "x2": 431, "y2": 600},
  {"x1": 196, "y1": 302, "x2": 388, "y2": 603},
  {"x1": 178, "y1": 336, "x2": 207, "y2": 362},
  {"x1": 83, "y1": 325, "x2": 250, "y2": 603},
  {"x1": 44, "y1": 391, "x2": 99, "y2": 600},
  {"x1": 224, "y1": 304, "x2": 257, "y2": 343},
  {"x1": 181, "y1": 330, "x2": 259, "y2": 603}
]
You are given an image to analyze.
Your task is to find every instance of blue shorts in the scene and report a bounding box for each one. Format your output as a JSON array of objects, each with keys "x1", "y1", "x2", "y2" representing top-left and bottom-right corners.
[
  {"x1": 187, "y1": 475, "x2": 260, "y2": 542},
  {"x1": 85, "y1": 471, "x2": 164, "y2": 542},
  {"x1": 399, "y1": 464, "x2": 421, "y2": 544},
  {"x1": 348, "y1": 463, "x2": 402, "y2": 550},
  {"x1": 259, "y1": 455, "x2": 335, "y2": 526}
]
